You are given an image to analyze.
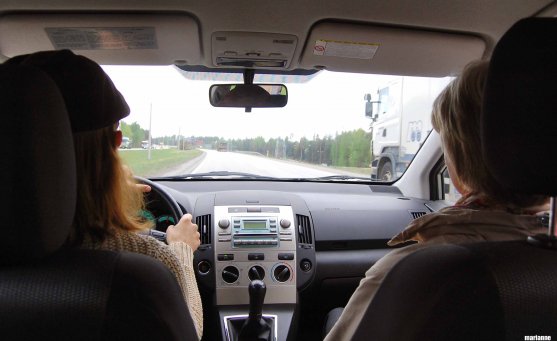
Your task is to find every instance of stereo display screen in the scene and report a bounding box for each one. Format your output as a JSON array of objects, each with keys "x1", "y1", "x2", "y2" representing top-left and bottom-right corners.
[{"x1": 243, "y1": 220, "x2": 267, "y2": 229}]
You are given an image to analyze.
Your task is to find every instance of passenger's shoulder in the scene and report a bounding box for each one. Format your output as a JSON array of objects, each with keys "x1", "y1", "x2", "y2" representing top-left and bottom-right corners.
[{"x1": 366, "y1": 243, "x2": 427, "y2": 277}]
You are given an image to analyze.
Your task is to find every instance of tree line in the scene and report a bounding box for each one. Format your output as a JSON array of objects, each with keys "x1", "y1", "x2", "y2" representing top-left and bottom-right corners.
[
  {"x1": 119, "y1": 122, "x2": 149, "y2": 148},
  {"x1": 119, "y1": 122, "x2": 216, "y2": 150},
  {"x1": 120, "y1": 121, "x2": 371, "y2": 168},
  {"x1": 226, "y1": 129, "x2": 371, "y2": 168}
]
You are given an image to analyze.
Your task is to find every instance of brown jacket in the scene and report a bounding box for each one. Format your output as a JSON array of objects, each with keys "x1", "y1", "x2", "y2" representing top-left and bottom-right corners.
[{"x1": 324, "y1": 205, "x2": 547, "y2": 341}]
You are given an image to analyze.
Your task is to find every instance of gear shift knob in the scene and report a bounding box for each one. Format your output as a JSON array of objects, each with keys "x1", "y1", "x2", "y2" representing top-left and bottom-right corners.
[{"x1": 248, "y1": 280, "x2": 266, "y2": 320}]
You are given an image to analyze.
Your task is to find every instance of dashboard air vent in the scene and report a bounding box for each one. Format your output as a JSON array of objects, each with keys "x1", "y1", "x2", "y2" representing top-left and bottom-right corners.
[
  {"x1": 410, "y1": 211, "x2": 427, "y2": 220},
  {"x1": 195, "y1": 214, "x2": 212, "y2": 245},
  {"x1": 296, "y1": 214, "x2": 313, "y2": 245}
]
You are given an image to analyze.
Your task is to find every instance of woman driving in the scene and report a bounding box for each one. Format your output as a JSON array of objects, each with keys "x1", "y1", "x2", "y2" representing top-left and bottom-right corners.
[{"x1": 6, "y1": 50, "x2": 204, "y2": 339}]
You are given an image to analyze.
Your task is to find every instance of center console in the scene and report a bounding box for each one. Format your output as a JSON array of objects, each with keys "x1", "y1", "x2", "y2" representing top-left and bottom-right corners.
[
  {"x1": 214, "y1": 205, "x2": 297, "y2": 305},
  {"x1": 191, "y1": 191, "x2": 316, "y2": 341}
]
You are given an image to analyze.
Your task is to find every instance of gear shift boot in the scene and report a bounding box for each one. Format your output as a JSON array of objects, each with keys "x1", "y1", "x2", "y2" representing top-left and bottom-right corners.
[
  {"x1": 224, "y1": 280, "x2": 276, "y2": 341},
  {"x1": 225, "y1": 315, "x2": 276, "y2": 341}
]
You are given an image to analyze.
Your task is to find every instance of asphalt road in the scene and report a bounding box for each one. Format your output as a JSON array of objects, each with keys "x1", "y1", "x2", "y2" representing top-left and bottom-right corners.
[{"x1": 162, "y1": 149, "x2": 366, "y2": 178}]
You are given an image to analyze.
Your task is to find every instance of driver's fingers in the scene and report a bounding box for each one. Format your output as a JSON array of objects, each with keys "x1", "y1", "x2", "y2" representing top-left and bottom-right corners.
[
  {"x1": 136, "y1": 184, "x2": 151, "y2": 193},
  {"x1": 180, "y1": 213, "x2": 193, "y2": 224}
]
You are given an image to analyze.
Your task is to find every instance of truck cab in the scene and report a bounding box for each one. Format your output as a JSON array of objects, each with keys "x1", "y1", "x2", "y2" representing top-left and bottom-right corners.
[
  {"x1": 370, "y1": 76, "x2": 451, "y2": 181},
  {"x1": 120, "y1": 136, "x2": 131, "y2": 149}
]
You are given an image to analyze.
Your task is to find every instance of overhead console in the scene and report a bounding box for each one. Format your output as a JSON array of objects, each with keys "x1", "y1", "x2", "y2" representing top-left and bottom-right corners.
[{"x1": 211, "y1": 32, "x2": 298, "y2": 69}]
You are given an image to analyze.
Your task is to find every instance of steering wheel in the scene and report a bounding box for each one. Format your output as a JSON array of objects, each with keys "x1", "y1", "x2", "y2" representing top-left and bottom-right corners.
[{"x1": 136, "y1": 176, "x2": 184, "y2": 243}]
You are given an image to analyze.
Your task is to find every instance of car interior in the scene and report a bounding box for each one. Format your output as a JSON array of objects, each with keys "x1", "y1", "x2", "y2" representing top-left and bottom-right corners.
[{"x1": 0, "y1": 1, "x2": 556, "y2": 340}]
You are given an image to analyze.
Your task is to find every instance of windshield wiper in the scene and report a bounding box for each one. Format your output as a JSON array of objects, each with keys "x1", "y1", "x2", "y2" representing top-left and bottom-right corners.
[
  {"x1": 151, "y1": 171, "x2": 278, "y2": 180},
  {"x1": 151, "y1": 172, "x2": 371, "y2": 182},
  {"x1": 300, "y1": 175, "x2": 371, "y2": 182}
]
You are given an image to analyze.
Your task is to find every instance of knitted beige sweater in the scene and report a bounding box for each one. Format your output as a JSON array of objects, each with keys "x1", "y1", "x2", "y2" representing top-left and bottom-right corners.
[{"x1": 81, "y1": 229, "x2": 203, "y2": 339}]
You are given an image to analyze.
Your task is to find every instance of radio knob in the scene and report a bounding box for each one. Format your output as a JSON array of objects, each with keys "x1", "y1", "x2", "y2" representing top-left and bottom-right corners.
[
  {"x1": 248, "y1": 265, "x2": 266, "y2": 281},
  {"x1": 222, "y1": 266, "x2": 240, "y2": 284},
  {"x1": 218, "y1": 219, "x2": 230, "y2": 229},
  {"x1": 273, "y1": 264, "x2": 291, "y2": 282},
  {"x1": 280, "y1": 219, "x2": 291, "y2": 228}
]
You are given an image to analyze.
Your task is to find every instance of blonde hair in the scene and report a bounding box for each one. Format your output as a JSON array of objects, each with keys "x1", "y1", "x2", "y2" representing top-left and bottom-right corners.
[
  {"x1": 432, "y1": 60, "x2": 547, "y2": 209},
  {"x1": 70, "y1": 126, "x2": 149, "y2": 245}
]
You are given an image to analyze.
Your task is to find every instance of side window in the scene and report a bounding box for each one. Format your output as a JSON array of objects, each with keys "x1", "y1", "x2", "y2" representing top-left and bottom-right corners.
[
  {"x1": 378, "y1": 87, "x2": 389, "y2": 115},
  {"x1": 442, "y1": 168, "x2": 462, "y2": 204}
]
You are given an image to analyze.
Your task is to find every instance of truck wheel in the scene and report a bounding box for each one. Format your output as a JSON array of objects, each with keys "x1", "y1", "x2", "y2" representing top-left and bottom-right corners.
[{"x1": 379, "y1": 161, "x2": 393, "y2": 181}]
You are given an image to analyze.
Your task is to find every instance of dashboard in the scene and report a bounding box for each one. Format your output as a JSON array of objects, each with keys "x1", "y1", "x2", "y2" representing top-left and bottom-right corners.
[{"x1": 144, "y1": 179, "x2": 441, "y2": 340}]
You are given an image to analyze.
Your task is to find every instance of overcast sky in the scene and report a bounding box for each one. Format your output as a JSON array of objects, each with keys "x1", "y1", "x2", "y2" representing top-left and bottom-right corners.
[{"x1": 102, "y1": 65, "x2": 396, "y2": 140}]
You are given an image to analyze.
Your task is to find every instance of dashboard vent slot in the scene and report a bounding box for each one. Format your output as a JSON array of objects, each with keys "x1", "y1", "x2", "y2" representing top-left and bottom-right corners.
[
  {"x1": 196, "y1": 214, "x2": 212, "y2": 245},
  {"x1": 296, "y1": 214, "x2": 313, "y2": 245},
  {"x1": 410, "y1": 211, "x2": 427, "y2": 220}
]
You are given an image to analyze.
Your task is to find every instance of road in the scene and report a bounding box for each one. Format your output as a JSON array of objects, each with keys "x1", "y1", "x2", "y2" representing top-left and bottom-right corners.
[{"x1": 162, "y1": 149, "x2": 366, "y2": 178}]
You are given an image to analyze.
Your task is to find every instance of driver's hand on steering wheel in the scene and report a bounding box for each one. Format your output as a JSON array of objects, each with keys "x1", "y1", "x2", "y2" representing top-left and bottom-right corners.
[{"x1": 166, "y1": 214, "x2": 201, "y2": 251}]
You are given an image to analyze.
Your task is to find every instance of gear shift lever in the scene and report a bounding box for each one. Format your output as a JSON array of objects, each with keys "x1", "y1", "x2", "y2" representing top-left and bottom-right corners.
[
  {"x1": 238, "y1": 280, "x2": 272, "y2": 341},
  {"x1": 248, "y1": 280, "x2": 266, "y2": 321}
]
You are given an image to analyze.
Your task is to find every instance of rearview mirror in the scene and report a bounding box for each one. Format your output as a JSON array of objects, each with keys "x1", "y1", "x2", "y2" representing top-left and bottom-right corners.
[{"x1": 209, "y1": 84, "x2": 288, "y2": 108}]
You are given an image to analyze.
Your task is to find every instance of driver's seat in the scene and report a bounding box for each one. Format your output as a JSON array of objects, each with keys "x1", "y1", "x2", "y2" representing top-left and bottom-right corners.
[{"x1": 0, "y1": 64, "x2": 198, "y2": 340}]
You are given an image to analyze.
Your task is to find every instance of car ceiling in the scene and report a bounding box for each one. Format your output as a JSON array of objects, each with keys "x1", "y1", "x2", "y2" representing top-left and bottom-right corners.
[{"x1": 0, "y1": 0, "x2": 555, "y2": 77}]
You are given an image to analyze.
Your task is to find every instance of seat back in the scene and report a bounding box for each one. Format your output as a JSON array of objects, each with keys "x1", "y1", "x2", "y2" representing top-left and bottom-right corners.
[
  {"x1": 352, "y1": 242, "x2": 557, "y2": 341},
  {"x1": 0, "y1": 64, "x2": 198, "y2": 340},
  {"x1": 0, "y1": 63, "x2": 76, "y2": 264},
  {"x1": 349, "y1": 18, "x2": 557, "y2": 340}
]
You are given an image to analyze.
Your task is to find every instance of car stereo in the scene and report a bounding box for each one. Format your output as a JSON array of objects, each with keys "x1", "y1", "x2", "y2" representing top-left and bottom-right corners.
[
  {"x1": 213, "y1": 205, "x2": 297, "y2": 305},
  {"x1": 229, "y1": 217, "x2": 279, "y2": 247}
]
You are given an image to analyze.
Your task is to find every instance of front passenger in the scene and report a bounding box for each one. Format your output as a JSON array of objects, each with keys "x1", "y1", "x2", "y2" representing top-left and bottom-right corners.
[{"x1": 324, "y1": 60, "x2": 549, "y2": 341}]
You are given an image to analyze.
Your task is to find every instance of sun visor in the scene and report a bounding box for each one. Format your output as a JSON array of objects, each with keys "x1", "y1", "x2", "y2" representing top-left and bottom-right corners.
[
  {"x1": 0, "y1": 13, "x2": 201, "y2": 65},
  {"x1": 300, "y1": 22, "x2": 486, "y2": 77}
]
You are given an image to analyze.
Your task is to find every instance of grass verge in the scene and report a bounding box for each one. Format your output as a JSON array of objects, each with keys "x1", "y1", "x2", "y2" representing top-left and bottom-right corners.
[
  {"x1": 118, "y1": 148, "x2": 202, "y2": 177},
  {"x1": 328, "y1": 166, "x2": 372, "y2": 176}
]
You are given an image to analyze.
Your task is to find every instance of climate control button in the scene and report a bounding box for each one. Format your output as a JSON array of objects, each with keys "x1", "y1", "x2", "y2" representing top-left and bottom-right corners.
[
  {"x1": 273, "y1": 264, "x2": 291, "y2": 282},
  {"x1": 222, "y1": 266, "x2": 240, "y2": 284},
  {"x1": 248, "y1": 265, "x2": 266, "y2": 281}
]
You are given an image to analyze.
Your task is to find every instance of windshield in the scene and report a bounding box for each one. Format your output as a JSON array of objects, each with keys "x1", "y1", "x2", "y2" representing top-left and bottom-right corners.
[{"x1": 104, "y1": 65, "x2": 451, "y2": 181}]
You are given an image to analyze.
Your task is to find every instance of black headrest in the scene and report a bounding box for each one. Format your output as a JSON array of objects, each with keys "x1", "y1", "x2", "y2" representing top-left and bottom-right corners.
[
  {"x1": 6, "y1": 50, "x2": 130, "y2": 132},
  {"x1": 0, "y1": 64, "x2": 76, "y2": 264},
  {"x1": 482, "y1": 18, "x2": 557, "y2": 195}
]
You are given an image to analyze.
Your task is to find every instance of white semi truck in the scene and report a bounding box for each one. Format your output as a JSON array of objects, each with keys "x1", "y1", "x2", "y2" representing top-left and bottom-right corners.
[{"x1": 366, "y1": 76, "x2": 451, "y2": 181}]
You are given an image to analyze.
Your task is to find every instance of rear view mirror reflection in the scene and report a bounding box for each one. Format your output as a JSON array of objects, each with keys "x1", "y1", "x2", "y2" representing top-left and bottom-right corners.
[{"x1": 209, "y1": 84, "x2": 288, "y2": 108}]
